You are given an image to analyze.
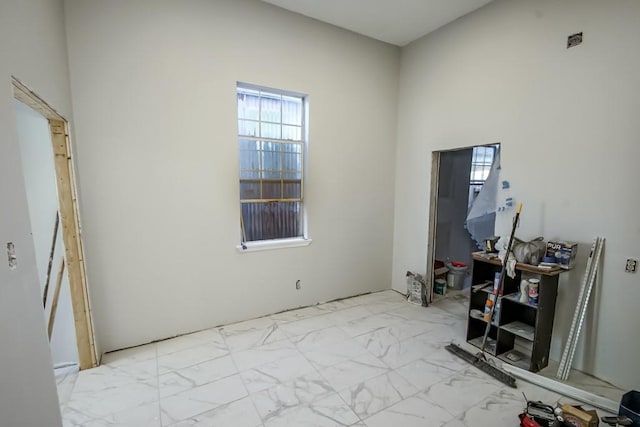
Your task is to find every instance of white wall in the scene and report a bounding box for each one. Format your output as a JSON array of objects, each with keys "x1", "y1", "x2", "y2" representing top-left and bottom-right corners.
[
  {"x1": 392, "y1": 0, "x2": 640, "y2": 389},
  {"x1": 0, "y1": 0, "x2": 75, "y2": 425},
  {"x1": 64, "y1": 0, "x2": 400, "y2": 352},
  {"x1": 15, "y1": 99, "x2": 79, "y2": 367}
]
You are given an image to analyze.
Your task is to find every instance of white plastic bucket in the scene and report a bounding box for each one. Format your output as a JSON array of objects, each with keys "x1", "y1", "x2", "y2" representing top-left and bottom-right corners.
[{"x1": 445, "y1": 262, "x2": 468, "y2": 290}]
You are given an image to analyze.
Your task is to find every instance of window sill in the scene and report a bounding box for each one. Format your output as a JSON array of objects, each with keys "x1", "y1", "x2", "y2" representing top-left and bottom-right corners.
[{"x1": 236, "y1": 237, "x2": 312, "y2": 253}]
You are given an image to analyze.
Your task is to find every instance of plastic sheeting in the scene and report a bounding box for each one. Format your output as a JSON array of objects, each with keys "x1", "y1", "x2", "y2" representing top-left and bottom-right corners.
[{"x1": 466, "y1": 148, "x2": 500, "y2": 248}]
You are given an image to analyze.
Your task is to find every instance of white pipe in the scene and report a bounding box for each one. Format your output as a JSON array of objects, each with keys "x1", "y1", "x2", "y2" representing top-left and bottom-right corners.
[{"x1": 502, "y1": 364, "x2": 618, "y2": 413}]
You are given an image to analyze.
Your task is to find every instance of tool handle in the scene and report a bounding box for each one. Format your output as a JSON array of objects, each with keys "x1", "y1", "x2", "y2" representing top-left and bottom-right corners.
[{"x1": 479, "y1": 203, "x2": 523, "y2": 353}]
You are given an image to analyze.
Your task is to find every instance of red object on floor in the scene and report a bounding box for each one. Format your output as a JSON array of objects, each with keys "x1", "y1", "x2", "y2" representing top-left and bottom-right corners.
[{"x1": 519, "y1": 413, "x2": 542, "y2": 427}]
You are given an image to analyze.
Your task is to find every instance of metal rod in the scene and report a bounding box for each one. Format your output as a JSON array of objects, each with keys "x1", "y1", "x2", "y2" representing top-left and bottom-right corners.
[
  {"x1": 558, "y1": 237, "x2": 602, "y2": 379},
  {"x1": 557, "y1": 238, "x2": 598, "y2": 378},
  {"x1": 503, "y1": 363, "x2": 617, "y2": 413},
  {"x1": 562, "y1": 237, "x2": 605, "y2": 380}
]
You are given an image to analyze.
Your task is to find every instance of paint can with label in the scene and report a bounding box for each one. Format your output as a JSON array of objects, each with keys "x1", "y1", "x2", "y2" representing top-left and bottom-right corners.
[
  {"x1": 527, "y1": 278, "x2": 540, "y2": 305},
  {"x1": 434, "y1": 279, "x2": 447, "y2": 295},
  {"x1": 435, "y1": 279, "x2": 447, "y2": 295},
  {"x1": 494, "y1": 272, "x2": 502, "y2": 295},
  {"x1": 483, "y1": 294, "x2": 495, "y2": 322}
]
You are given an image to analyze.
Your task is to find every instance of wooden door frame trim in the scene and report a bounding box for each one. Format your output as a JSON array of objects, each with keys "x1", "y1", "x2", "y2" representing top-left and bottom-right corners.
[
  {"x1": 426, "y1": 151, "x2": 440, "y2": 303},
  {"x1": 426, "y1": 143, "x2": 500, "y2": 303},
  {"x1": 12, "y1": 77, "x2": 98, "y2": 370}
]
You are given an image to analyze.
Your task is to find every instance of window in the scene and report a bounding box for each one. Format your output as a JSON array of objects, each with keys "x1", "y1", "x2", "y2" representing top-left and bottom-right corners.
[
  {"x1": 468, "y1": 144, "x2": 498, "y2": 207},
  {"x1": 237, "y1": 83, "x2": 306, "y2": 244}
]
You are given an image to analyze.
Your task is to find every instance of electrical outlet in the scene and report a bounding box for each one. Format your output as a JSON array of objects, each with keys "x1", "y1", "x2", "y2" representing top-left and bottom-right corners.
[
  {"x1": 295, "y1": 279, "x2": 301, "y2": 290},
  {"x1": 625, "y1": 259, "x2": 637, "y2": 273}
]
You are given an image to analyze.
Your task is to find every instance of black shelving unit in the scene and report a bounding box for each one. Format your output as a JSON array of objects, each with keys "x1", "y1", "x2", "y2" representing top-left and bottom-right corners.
[{"x1": 466, "y1": 252, "x2": 567, "y2": 372}]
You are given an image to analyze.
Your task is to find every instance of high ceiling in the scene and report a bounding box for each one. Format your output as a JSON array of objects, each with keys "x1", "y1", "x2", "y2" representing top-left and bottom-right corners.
[{"x1": 261, "y1": 0, "x2": 494, "y2": 46}]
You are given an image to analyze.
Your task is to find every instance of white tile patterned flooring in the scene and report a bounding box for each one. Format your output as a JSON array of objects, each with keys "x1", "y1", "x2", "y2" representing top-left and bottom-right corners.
[{"x1": 55, "y1": 290, "x2": 601, "y2": 427}]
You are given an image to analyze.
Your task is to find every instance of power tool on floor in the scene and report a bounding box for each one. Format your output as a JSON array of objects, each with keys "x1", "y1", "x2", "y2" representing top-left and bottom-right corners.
[{"x1": 519, "y1": 398, "x2": 563, "y2": 427}]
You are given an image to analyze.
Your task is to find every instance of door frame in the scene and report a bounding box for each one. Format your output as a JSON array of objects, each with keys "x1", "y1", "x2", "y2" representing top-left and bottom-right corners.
[
  {"x1": 425, "y1": 151, "x2": 440, "y2": 303},
  {"x1": 426, "y1": 143, "x2": 500, "y2": 303},
  {"x1": 13, "y1": 77, "x2": 98, "y2": 370}
]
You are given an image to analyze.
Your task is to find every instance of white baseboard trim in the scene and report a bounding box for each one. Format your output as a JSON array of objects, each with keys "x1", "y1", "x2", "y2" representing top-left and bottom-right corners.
[{"x1": 501, "y1": 364, "x2": 618, "y2": 413}]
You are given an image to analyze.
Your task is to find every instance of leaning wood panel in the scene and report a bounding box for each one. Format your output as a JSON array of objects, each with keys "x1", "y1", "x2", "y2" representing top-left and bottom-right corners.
[
  {"x1": 42, "y1": 212, "x2": 60, "y2": 308},
  {"x1": 47, "y1": 259, "x2": 65, "y2": 340},
  {"x1": 425, "y1": 151, "x2": 441, "y2": 303},
  {"x1": 50, "y1": 120, "x2": 97, "y2": 369}
]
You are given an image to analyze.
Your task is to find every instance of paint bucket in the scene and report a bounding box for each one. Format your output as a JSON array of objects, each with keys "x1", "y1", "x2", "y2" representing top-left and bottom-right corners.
[
  {"x1": 528, "y1": 278, "x2": 540, "y2": 305},
  {"x1": 445, "y1": 261, "x2": 468, "y2": 290},
  {"x1": 434, "y1": 279, "x2": 447, "y2": 295}
]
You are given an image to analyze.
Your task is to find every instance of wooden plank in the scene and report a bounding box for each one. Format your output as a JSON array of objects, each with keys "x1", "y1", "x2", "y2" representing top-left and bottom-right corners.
[
  {"x1": 12, "y1": 77, "x2": 65, "y2": 121},
  {"x1": 13, "y1": 79, "x2": 97, "y2": 369},
  {"x1": 63, "y1": 124, "x2": 98, "y2": 366},
  {"x1": 47, "y1": 259, "x2": 65, "y2": 340},
  {"x1": 472, "y1": 252, "x2": 565, "y2": 276},
  {"x1": 425, "y1": 151, "x2": 441, "y2": 303},
  {"x1": 42, "y1": 212, "x2": 59, "y2": 308},
  {"x1": 50, "y1": 119, "x2": 97, "y2": 369}
]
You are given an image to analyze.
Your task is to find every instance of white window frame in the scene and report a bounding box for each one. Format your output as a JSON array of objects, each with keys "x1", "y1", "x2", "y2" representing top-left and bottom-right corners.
[
  {"x1": 236, "y1": 82, "x2": 311, "y2": 252},
  {"x1": 468, "y1": 144, "x2": 499, "y2": 207}
]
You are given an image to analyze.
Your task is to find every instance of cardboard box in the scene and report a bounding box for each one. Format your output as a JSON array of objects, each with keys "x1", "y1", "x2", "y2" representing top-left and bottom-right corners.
[
  {"x1": 560, "y1": 404, "x2": 598, "y2": 427},
  {"x1": 546, "y1": 241, "x2": 578, "y2": 269}
]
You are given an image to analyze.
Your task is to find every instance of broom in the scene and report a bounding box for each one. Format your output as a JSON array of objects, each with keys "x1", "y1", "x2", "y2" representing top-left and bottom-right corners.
[{"x1": 444, "y1": 202, "x2": 522, "y2": 388}]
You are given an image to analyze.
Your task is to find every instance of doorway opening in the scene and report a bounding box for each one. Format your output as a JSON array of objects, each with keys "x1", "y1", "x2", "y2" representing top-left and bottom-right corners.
[
  {"x1": 12, "y1": 77, "x2": 97, "y2": 372},
  {"x1": 426, "y1": 143, "x2": 500, "y2": 303}
]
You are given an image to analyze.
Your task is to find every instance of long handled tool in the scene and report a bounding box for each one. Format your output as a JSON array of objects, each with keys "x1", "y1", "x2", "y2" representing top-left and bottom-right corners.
[
  {"x1": 479, "y1": 202, "x2": 522, "y2": 352},
  {"x1": 445, "y1": 202, "x2": 522, "y2": 388}
]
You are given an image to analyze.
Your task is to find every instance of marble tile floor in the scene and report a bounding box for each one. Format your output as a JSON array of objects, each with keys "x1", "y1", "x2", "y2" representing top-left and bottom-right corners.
[
  {"x1": 56, "y1": 289, "x2": 613, "y2": 427},
  {"x1": 431, "y1": 288, "x2": 625, "y2": 402}
]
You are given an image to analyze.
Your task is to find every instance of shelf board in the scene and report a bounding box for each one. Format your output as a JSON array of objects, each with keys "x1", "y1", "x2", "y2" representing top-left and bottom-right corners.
[
  {"x1": 469, "y1": 312, "x2": 500, "y2": 328},
  {"x1": 498, "y1": 350, "x2": 531, "y2": 371},
  {"x1": 502, "y1": 293, "x2": 538, "y2": 309},
  {"x1": 471, "y1": 282, "x2": 493, "y2": 294},
  {"x1": 434, "y1": 266, "x2": 449, "y2": 276},
  {"x1": 468, "y1": 336, "x2": 497, "y2": 356},
  {"x1": 472, "y1": 252, "x2": 566, "y2": 276},
  {"x1": 501, "y1": 321, "x2": 535, "y2": 341}
]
